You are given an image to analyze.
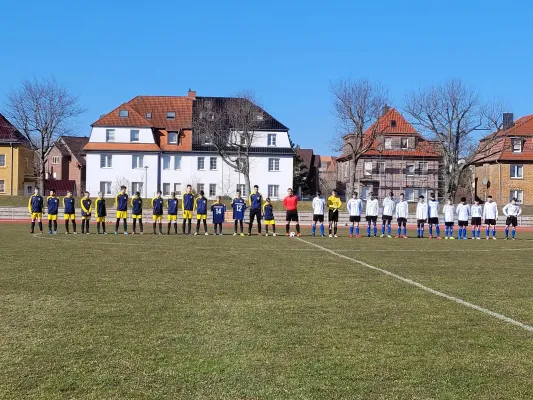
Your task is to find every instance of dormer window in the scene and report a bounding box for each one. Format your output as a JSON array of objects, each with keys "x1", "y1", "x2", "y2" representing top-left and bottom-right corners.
[
  {"x1": 166, "y1": 112, "x2": 176, "y2": 120},
  {"x1": 146, "y1": 112, "x2": 152, "y2": 119},
  {"x1": 119, "y1": 110, "x2": 129, "y2": 118},
  {"x1": 168, "y1": 131, "x2": 178, "y2": 144},
  {"x1": 401, "y1": 137, "x2": 409, "y2": 149},
  {"x1": 512, "y1": 138, "x2": 523, "y2": 153},
  {"x1": 255, "y1": 113, "x2": 264, "y2": 121},
  {"x1": 391, "y1": 120, "x2": 397, "y2": 128}
]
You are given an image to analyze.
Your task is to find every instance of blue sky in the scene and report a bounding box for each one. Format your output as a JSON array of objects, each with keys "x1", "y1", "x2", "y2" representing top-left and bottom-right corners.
[{"x1": 0, "y1": 0, "x2": 531, "y2": 155}]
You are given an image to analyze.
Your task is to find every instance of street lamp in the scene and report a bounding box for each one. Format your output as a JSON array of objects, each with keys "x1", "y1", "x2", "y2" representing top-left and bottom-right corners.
[{"x1": 144, "y1": 166, "x2": 149, "y2": 198}]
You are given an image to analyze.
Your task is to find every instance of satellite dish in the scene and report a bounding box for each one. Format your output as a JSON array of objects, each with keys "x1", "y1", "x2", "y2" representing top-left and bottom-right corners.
[{"x1": 482, "y1": 177, "x2": 488, "y2": 185}]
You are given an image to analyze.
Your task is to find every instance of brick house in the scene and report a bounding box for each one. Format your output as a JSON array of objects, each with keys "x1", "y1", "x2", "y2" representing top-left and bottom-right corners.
[
  {"x1": 46, "y1": 136, "x2": 89, "y2": 195},
  {"x1": 474, "y1": 113, "x2": 533, "y2": 205},
  {"x1": 336, "y1": 107, "x2": 441, "y2": 201}
]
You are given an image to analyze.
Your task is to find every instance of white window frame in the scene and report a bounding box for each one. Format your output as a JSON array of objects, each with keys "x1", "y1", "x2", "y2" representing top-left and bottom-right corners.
[
  {"x1": 401, "y1": 137, "x2": 408, "y2": 150},
  {"x1": 174, "y1": 183, "x2": 182, "y2": 196},
  {"x1": 364, "y1": 161, "x2": 373, "y2": 177},
  {"x1": 384, "y1": 137, "x2": 392, "y2": 150},
  {"x1": 418, "y1": 161, "x2": 428, "y2": 172},
  {"x1": 166, "y1": 112, "x2": 176, "y2": 120},
  {"x1": 267, "y1": 134, "x2": 277, "y2": 146},
  {"x1": 406, "y1": 163, "x2": 415, "y2": 176},
  {"x1": 268, "y1": 158, "x2": 280, "y2": 172},
  {"x1": 132, "y1": 155, "x2": 144, "y2": 169},
  {"x1": 51, "y1": 156, "x2": 59, "y2": 165},
  {"x1": 209, "y1": 157, "x2": 217, "y2": 171},
  {"x1": 168, "y1": 131, "x2": 178, "y2": 144},
  {"x1": 145, "y1": 112, "x2": 152, "y2": 120},
  {"x1": 236, "y1": 184, "x2": 246, "y2": 197},
  {"x1": 197, "y1": 183, "x2": 204, "y2": 194},
  {"x1": 100, "y1": 181, "x2": 112, "y2": 195},
  {"x1": 100, "y1": 154, "x2": 112, "y2": 168},
  {"x1": 132, "y1": 182, "x2": 143, "y2": 194},
  {"x1": 130, "y1": 130, "x2": 140, "y2": 142},
  {"x1": 197, "y1": 157, "x2": 205, "y2": 171},
  {"x1": 0, "y1": 179, "x2": 4, "y2": 193},
  {"x1": 268, "y1": 184, "x2": 279, "y2": 199},
  {"x1": 378, "y1": 161, "x2": 386, "y2": 174},
  {"x1": 106, "y1": 129, "x2": 115, "y2": 142},
  {"x1": 119, "y1": 110, "x2": 129, "y2": 117},
  {"x1": 209, "y1": 183, "x2": 216, "y2": 197},
  {"x1": 510, "y1": 190, "x2": 523, "y2": 203},
  {"x1": 163, "y1": 183, "x2": 171, "y2": 196},
  {"x1": 174, "y1": 156, "x2": 182, "y2": 170},
  {"x1": 162, "y1": 156, "x2": 171, "y2": 170},
  {"x1": 512, "y1": 138, "x2": 523, "y2": 153},
  {"x1": 405, "y1": 188, "x2": 415, "y2": 202},
  {"x1": 510, "y1": 164, "x2": 524, "y2": 179}
]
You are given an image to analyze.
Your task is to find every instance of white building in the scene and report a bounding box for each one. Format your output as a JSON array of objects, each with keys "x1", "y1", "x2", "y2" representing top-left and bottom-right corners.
[{"x1": 84, "y1": 91, "x2": 293, "y2": 200}]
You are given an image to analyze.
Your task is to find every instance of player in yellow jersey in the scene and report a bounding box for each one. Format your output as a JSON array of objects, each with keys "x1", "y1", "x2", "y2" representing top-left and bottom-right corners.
[{"x1": 327, "y1": 189, "x2": 342, "y2": 237}]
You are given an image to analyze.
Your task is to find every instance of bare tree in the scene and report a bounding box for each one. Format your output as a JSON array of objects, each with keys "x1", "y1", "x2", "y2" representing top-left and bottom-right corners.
[
  {"x1": 193, "y1": 90, "x2": 265, "y2": 195},
  {"x1": 4, "y1": 77, "x2": 85, "y2": 192},
  {"x1": 404, "y1": 79, "x2": 503, "y2": 199},
  {"x1": 331, "y1": 78, "x2": 389, "y2": 195}
]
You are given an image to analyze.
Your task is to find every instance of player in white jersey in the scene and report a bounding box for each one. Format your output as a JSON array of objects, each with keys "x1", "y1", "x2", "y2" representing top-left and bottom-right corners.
[
  {"x1": 347, "y1": 191, "x2": 363, "y2": 238},
  {"x1": 470, "y1": 199, "x2": 483, "y2": 239},
  {"x1": 365, "y1": 192, "x2": 379, "y2": 237},
  {"x1": 456, "y1": 197, "x2": 471, "y2": 239},
  {"x1": 427, "y1": 192, "x2": 442, "y2": 239},
  {"x1": 311, "y1": 191, "x2": 326, "y2": 237},
  {"x1": 416, "y1": 195, "x2": 428, "y2": 238},
  {"x1": 442, "y1": 198, "x2": 455, "y2": 239},
  {"x1": 380, "y1": 192, "x2": 395, "y2": 238},
  {"x1": 483, "y1": 195, "x2": 498, "y2": 240},
  {"x1": 395, "y1": 193, "x2": 409, "y2": 239},
  {"x1": 503, "y1": 197, "x2": 522, "y2": 240}
]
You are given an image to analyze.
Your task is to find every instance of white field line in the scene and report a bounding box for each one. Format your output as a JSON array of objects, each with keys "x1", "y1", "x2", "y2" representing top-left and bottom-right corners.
[{"x1": 297, "y1": 238, "x2": 533, "y2": 333}]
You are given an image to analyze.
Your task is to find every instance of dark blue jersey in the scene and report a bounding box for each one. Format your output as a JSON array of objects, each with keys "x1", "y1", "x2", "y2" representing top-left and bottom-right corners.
[
  {"x1": 47, "y1": 196, "x2": 59, "y2": 215},
  {"x1": 167, "y1": 198, "x2": 178, "y2": 215},
  {"x1": 195, "y1": 197, "x2": 208, "y2": 215},
  {"x1": 63, "y1": 197, "x2": 75, "y2": 214},
  {"x1": 263, "y1": 203, "x2": 274, "y2": 221},
  {"x1": 249, "y1": 192, "x2": 263, "y2": 210},
  {"x1": 152, "y1": 197, "x2": 164, "y2": 215},
  {"x1": 29, "y1": 195, "x2": 43, "y2": 213},
  {"x1": 81, "y1": 198, "x2": 92, "y2": 216},
  {"x1": 211, "y1": 203, "x2": 226, "y2": 224},
  {"x1": 182, "y1": 193, "x2": 194, "y2": 211},
  {"x1": 232, "y1": 198, "x2": 246, "y2": 220},
  {"x1": 95, "y1": 198, "x2": 107, "y2": 217},
  {"x1": 115, "y1": 193, "x2": 128, "y2": 211},
  {"x1": 131, "y1": 197, "x2": 143, "y2": 215}
]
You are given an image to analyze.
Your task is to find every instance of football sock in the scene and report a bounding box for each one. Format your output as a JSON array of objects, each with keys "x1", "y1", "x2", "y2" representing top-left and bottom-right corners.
[
  {"x1": 214, "y1": 224, "x2": 218, "y2": 234},
  {"x1": 486, "y1": 227, "x2": 489, "y2": 237},
  {"x1": 381, "y1": 224, "x2": 385, "y2": 235},
  {"x1": 312, "y1": 224, "x2": 316, "y2": 235},
  {"x1": 48, "y1": 221, "x2": 52, "y2": 231},
  {"x1": 286, "y1": 224, "x2": 290, "y2": 234},
  {"x1": 349, "y1": 226, "x2": 353, "y2": 235},
  {"x1": 85, "y1": 220, "x2": 89, "y2": 233},
  {"x1": 472, "y1": 228, "x2": 475, "y2": 237},
  {"x1": 512, "y1": 228, "x2": 516, "y2": 238},
  {"x1": 115, "y1": 220, "x2": 120, "y2": 232},
  {"x1": 187, "y1": 219, "x2": 192, "y2": 234},
  {"x1": 449, "y1": 227, "x2": 453, "y2": 237},
  {"x1": 421, "y1": 226, "x2": 424, "y2": 237},
  {"x1": 355, "y1": 226, "x2": 359, "y2": 235},
  {"x1": 97, "y1": 222, "x2": 100, "y2": 233},
  {"x1": 65, "y1": 221, "x2": 69, "y2": 233},
  {"x1": 234, "y1": 220, "x2": 238, "y2": 233},
  {"x1": 402, "y1": 227, "x2": 406, "y2": 236},
  {"x1": 218, "y1": 223, "x2": 223, "y2": 234},
  {"x1": 436, "y1": 226, "x2": 440, "y2": 236},
  {"x1": 387, "y1": 225, "x2": 391, "y2": 235},
  {"x1": 320, "y1": 224, "x2": 324, "y2": 236},
  {"x1": 505, "y1": 227, "x2": 509, "y2": 238},
  {"x1": 239, "y1": 220, "x2": 244, "y2": 233},
  {"x1": 429, "y1": 225, "x2": 433, "y2": 236},
  {"x1": 334, "y1": 224, "x2": 338, "y2": 235},
  {"x1": 53, "y1": 221, "x2": 57, "y2": 232},
  {"x1": 367, "y1": 225, "x2": 370, "y2": 236},
  {"x1": 272, "y1": 224, "x2": 276, "y2": 233},
  {"x1": 139, "y1": 220, "x2": 143, "y2": 233},
  {"x1": 133, "y1": 219, "x2": 137, "y2": 233},
  {"x1": 153, "y1": 222, "x2": 157, "y2": 233},
  {"x1": 257, "y1": 223, "x2": 261, "y2": 234},
  {"x1": 196, "y1": 220, "x2": 201, "y2": 233},
  {"x1": 296, "y1": 224, "x2": 300, "y2": 234},
  {"x1": 399, "y1": 227, "x2": 402, "y2": 236},
  {"x1": 159, "y1": 223, "x2": 163, "y2": 234},
  {"x1": 182, "y1": 220, "x2": 187, "y2": 234},
  {"x1": 31, "y1": 221, "x2": 35, "y2": 233},
  {"x1": 203, "y1": 220, "x2": 207, "y2": 233},
  {"x1": 248, "y1": 222, "x2": 253, "y2": 234},
  {"x1": 123, "y1": 220, "x2": 127, "y2": 232},
  {"x1": 38, "y1": 221, "x2": 42, "y2": 232},
  {"x1": 72, "y1": 220, "x2": 76, "y2": 233},
  {"x1": 373, "y1": 225, "x2": 377, "y2": 236},
  {"x1": 265, "y1": 225, "x2": 269, "y2": 234},
  {"x1": 492, "y1": 228, "x2": 496, "y2": 237}
]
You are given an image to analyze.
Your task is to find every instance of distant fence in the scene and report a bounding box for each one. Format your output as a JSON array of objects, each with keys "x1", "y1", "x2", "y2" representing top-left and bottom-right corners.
[{"x1": 2, "y1": 207, "x2": 531, "y2": 226}]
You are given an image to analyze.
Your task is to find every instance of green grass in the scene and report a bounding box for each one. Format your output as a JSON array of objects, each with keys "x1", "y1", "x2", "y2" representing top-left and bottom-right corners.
[{"x1": 2, "y1": 224, "x2": 533, "y2": 399}]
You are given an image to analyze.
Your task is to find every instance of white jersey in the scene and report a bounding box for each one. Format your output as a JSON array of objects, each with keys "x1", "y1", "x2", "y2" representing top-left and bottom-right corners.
[
  {"x1": 503, "y1": 203, "x2": 522, "y2": 217},
  {"x1": 382, "y1": 197, "x2": 395, "y2": 216},
  {"x1": 395, "y1": 201, "x2": 409, "y2": 219},
  {"x1": 483, "y1": 202, "x2": 498, "y2": 220},
  {"x1": 443, "y1": 204, "x2": 455, "y2": 223},
  {"x1": 427, "y1": 200, "x2": 439, "y2": 219},
  {"x1": 456, "y1": 203, "x2": 471, "y2": 221},
  {"x1": 312, "y1": 196, "x2": 325, "y2": 215},
  {"x1": 366, "y1": 198, "x2": 379, "y2": 216},
  {"x1": 471, "y1": 204, "x2": 482, "y2": 218},
  {"x1": 416, "y1": 202, "x2": 428, "y2": 220},
  {"x1": 347, "y1": 198, "x2": 363, "y2": 216}
]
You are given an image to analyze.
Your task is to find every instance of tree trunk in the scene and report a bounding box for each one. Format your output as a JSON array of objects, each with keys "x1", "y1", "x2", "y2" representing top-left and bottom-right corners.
[
  {"x1": 40, "y1": 155, "x2": 46, "y2": 194},
  {"x1": 244, "y1": 173, "x2": 251, "y2": 199}
]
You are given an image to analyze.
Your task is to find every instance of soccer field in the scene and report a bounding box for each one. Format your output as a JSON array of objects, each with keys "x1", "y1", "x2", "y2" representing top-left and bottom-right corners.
[{"x1": 2, "y1": 224, "x2": 533, "y2": 399}]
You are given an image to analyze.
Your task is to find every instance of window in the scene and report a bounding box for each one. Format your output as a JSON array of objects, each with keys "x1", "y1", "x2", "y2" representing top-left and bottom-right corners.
[
  {"x1": 100, "y1": 154, "x2": 112, "y2": 168},
  {"x1": 361, "y1": 186, "x2": 372, "y2": 200},
  {"x1": 406, "y1": 163, "x2": 415, "y2": 176},
  {"x1": 364, "y1": 161, "x2": 373, "y2": 177},
  {"x1": 239, "y1": 134, "x2": 247, "y2": 145},
  {"x1": 384, "y1": 137, "x2": 392, "y2": 150},
  {"x1": 255, "y1": 113, "x2": 264, "y2": 121},
  {"x1": 132, "y1": 155, "x2": 144, "y2": 169},
  {"x1": 268, "y1": 185, "x2": 279, "y2": 198},
  {"x1": 236, "y1": 184, "x2": 246, "y2": 197},
  {"x1": 197, "y1": 157, "x2": 205, "y2": 170},
  {"x1": 510, "y1": 164, "x2": 524, "y2": 179},
  {"x1": 418, "y1": 162, "x2": 428, "y2": 173},
  {"x1": 162, "y1": 156, "x2": 170, "y2": 170},
  {"x1": 119, "y1": 110, "x2": 129, "y2": 117},
  {"x1": 27, "y1": 185, "x2": 33, "y2": 195},
  {"x1": 106, "y1": 129, "x2": 115, "y2": 142},
  {"x1": 391, "y1": 120, "x2": 397, "y2": 128},
  {"x1": 209, "y1": 183, "x2": 216, "y2": 197},
  {"x1": 267, "y1": 134, "x2": 277, "y2": 146},
  {"x1": 130, "y1": 130, "x2": 140, "y2": 142},
  {"x1": 163, "y1": 183, "x2": 171, "y2": 196},
  {"x1": 166, "y1": 112, "x2": 176, "y2": 120},
  {"x1": 168, "y1": 131, "x2": 178, "y2": 144},
  {"x1": 174, "y1": 156, "x2": 182, "y2": 170},
  {"x1": 174, "y1": 183, "x2": 182, "y2": 196},
  {"x1": 210, "y1": 157, "x2": 217, "y2": 170},
  {"x1": 204, "y1": 136, "x2": 212, "y2": 145},
  {"x1": 146, "y1": 112, "x2": 152, "y2": 119},
  {"x1": 100, "y1": 181, "x2": 112, "y2": 195},
  {"x1": 512, "y1": 138, "x2": 523, "y2": 153},
  {"x1": 401, "y1": 137, "x2": 408, "y2": 149},
  {"x1": 132, "y1": 182, "x2": 143, "y2": 194},
  {"x1": 51, "y1": 156, "x2": 59, "y2": 165},
  {"x1": 197, "y1": 183, "x2": 204, "y2": 194},
  {"x1": 405, "y1": 188, "x2": 415, "y2": 202},
  {"x1": 378, "y1": 161, "x2": 386, "y2": 174},
  {"x1": 268, "y1": 158, "x2": 280, "y2": 172},
  {"x1": 52, "y1": 172, "x2": 57, "y2": 179},
  {"x1": 0, "y1": 180, "x2": 4, "y2": 193},
  {"x1": 510, "y1": 190, "x2": 523, "y2": 203}
]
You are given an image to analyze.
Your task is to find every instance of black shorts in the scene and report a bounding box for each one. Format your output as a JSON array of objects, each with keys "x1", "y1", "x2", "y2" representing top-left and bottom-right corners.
[
  {"x1": 313, "y1": 214, "x2": 324, "y2": 223},
  {"x1": 328, "y1": 209, "x2": 339, "y2": 222},
  {"x1": 286, "y1": 210, "x2": 299, "y2": 222},
  {"x1": 458, "y1": 220, "x2": 469, "y2": 227},
  {"x1": 484, "y1": 219, "x2": 496, "y2": 226},
  {"x1": 397, "y1": 217, "x2": 407, "y2": 226},
  {"x1": 382, "y1": 215, "x2": 392, "y2": 223},
  {"x1": 428, "y1": 217, "x2": 439, "y2": 225},
  {"x1": 366, "y1": 215, "x2": 378, "y2": 223},
  {"x1": 445, "y1": 221, "x2": 454, "y2": 227},
  {"x1": 249, "y1": 209, "x2": 262, "y2": 222},
  {"x1": 349, "y1": 215, "x2": 361, "y2": 223},
  {"x1": 417, "y1": 219, "x2": 427, "y2": 224},
  {"x1": 471, "y1": 217, "x2": 482, "y2": 226},
  {"x1": 506, "y1": 216, "x2": 518, "y2": 227}
]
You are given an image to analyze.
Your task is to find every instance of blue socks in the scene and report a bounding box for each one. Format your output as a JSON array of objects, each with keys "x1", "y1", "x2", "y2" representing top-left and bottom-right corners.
[
  {"x1": 312, "y1": 225, "x2": 316, "y2": 235},
  {"x1": 505, "y1": 227, "x2": 509, "y2": 238},
  {"x1": 355, "y1": 226, "x2": 359, "y2": 236},
  {"x1": 486, "y1": 227, "x2": 490, "y2": 237},
  {"x1": 382, "y1": 224, "x2": 385, "y2": 235},
  {"x1": 402, "y1": 227, "x2": 407, "y2": 237},
  {"x1": 492, "y1": 228, "x2": 496, "y2": 238},
  {"x1": 367, "y1": 225, "x2": 371, "y2": 236},
  {"x1": 436, "y1": 225, "x2": 440, "y2": 236},
  {"x1": 350, "y1": 226, "x2": 354, "y2": 235},
  {"x1": 374, "y1": 226, "x2": 377, "y2": 237},
  {"x1": 398, "y1": 227, "x2": 402, "y2": 236},
  {"x1": 512, "y1": 229, "x2": 516, "y2": 238},
  {"x1": 429, "y1": 226, "x2": 433, "y2": 236},
  {"x1": 387, "y1": 225, "x2": 391, "y2": 235},
  {"x1": 320, "y1": 224, "x2": 324, "y2": 236}
]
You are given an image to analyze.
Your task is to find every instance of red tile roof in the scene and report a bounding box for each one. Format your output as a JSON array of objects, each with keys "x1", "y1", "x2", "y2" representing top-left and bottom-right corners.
[
  {"x1": 45, "y1": 180, "x2": 76, "y2": 196},
  {"x1": 92, "y1": 103, "x2": 152, "y2": 128},
  {"x1": 364, "y1": 108, "x2": 418, "y2": 136},
  {"x1": 83, "y1": 143, "x2": 161, "y2": 152},
  {"x1": 0, "y1": 113, "x2": 29, "y2": 144}
]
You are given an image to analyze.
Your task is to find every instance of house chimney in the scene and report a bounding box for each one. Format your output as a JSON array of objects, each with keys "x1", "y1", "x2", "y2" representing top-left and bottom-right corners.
[
  {"x1": 503, "y1": 113, "x2": 514, "y2": 131},
  {"x1": 381, "y1": 105, "x2": 390, "y2": 116},
  {"x1": 188, "y1": 89, "x2": 196, "y2": 100}
]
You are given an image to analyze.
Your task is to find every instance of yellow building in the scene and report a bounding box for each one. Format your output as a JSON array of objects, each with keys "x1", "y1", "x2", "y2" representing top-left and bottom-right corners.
[{"x1": 0, "y1": 114, "x2": 35, "y2": 195}]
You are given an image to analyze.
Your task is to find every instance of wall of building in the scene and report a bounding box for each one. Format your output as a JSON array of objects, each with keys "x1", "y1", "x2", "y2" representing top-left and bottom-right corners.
[
  {"x1": 90, "y1": 127, "x2": 155, "y2": 143},
  {"x1": 475, "y1": 162, "x2": 533, "y2": 204},
  {"x1": 0, "y1": 144, "x2": 35, "y2": 195}
]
